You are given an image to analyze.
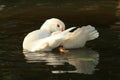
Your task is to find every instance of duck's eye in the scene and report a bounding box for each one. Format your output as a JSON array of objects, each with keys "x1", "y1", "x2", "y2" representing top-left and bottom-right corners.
[{"x1": 57, "y1": 24, "x2": 60, "y2": 27}]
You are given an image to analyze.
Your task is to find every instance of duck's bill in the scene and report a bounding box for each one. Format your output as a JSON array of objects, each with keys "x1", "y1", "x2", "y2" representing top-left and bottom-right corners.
[{"x1": 63, "y1": 27, "x2": 76, "y2": 33}]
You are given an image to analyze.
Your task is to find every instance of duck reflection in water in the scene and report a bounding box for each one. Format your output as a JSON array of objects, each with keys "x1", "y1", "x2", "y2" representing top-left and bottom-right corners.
[{"x1": 23, "y1": 48, "x2": 99, "y2": 74}]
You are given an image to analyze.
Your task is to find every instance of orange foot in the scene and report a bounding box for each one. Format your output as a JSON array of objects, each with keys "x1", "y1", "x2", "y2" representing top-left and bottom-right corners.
[{"x1": 59, "y1": 46, "x2": 69, "y2": 53}]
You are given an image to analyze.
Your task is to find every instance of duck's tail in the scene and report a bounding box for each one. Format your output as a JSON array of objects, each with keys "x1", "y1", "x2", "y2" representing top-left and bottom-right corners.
[{"x1": 80, "y1": 25, "x2": 99, "y2": 41}]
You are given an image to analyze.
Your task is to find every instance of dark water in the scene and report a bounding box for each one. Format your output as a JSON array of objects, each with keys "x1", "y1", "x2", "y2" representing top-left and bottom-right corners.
[{"x1": 0, "y1": 0, "x2": 120, "y2": 80}]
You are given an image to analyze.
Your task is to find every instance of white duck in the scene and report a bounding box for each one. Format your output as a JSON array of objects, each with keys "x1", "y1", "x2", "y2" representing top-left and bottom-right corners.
[{"x1": 23, "y1": 18, "x2": 99, "y2": 52}]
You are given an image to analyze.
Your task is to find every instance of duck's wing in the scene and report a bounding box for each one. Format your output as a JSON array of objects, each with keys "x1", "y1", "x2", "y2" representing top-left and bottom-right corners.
[
  {"x1": 63, "y1": 25, "x2": 99, "y2": 49},
  {"x1": 27, "y1": 27, "x2": 76, "y2": 52}
]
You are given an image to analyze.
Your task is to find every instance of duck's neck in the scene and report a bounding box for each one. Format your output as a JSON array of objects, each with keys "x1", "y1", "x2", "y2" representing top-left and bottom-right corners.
[
  {"x1": 40, "y1": 24, "x2": 52, "y2": 34},
  {"x1": 41, "y1": 28, "x2": 51, "y2": 35}
]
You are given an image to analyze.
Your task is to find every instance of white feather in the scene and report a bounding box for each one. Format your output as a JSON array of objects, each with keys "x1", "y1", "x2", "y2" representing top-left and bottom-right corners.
[
  {"x1": 23, "y1": 26, "x2": 75, "y2": 52},
  {"x1": 62, "y1": 25, "x2": 99, "y2": 49}
]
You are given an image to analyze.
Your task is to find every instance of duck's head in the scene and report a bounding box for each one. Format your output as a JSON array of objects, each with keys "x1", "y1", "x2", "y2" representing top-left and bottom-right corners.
[{"x1": 40, "y1": 18, "x2": 65, "y2": 33}]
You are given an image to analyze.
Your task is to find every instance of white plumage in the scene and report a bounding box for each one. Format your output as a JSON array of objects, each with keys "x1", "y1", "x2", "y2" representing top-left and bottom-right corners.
[
  {"x1": 23, "y1": 18, "x2": 99, "y2": 52},
  {"x1": 62, "y1": 25, "x2": 99, "y2": 49}
]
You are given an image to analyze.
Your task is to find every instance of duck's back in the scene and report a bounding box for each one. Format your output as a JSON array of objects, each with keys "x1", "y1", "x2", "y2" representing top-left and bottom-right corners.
[{"x1": 23, "y1": 29, "x2": 50, "y2": 49}]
